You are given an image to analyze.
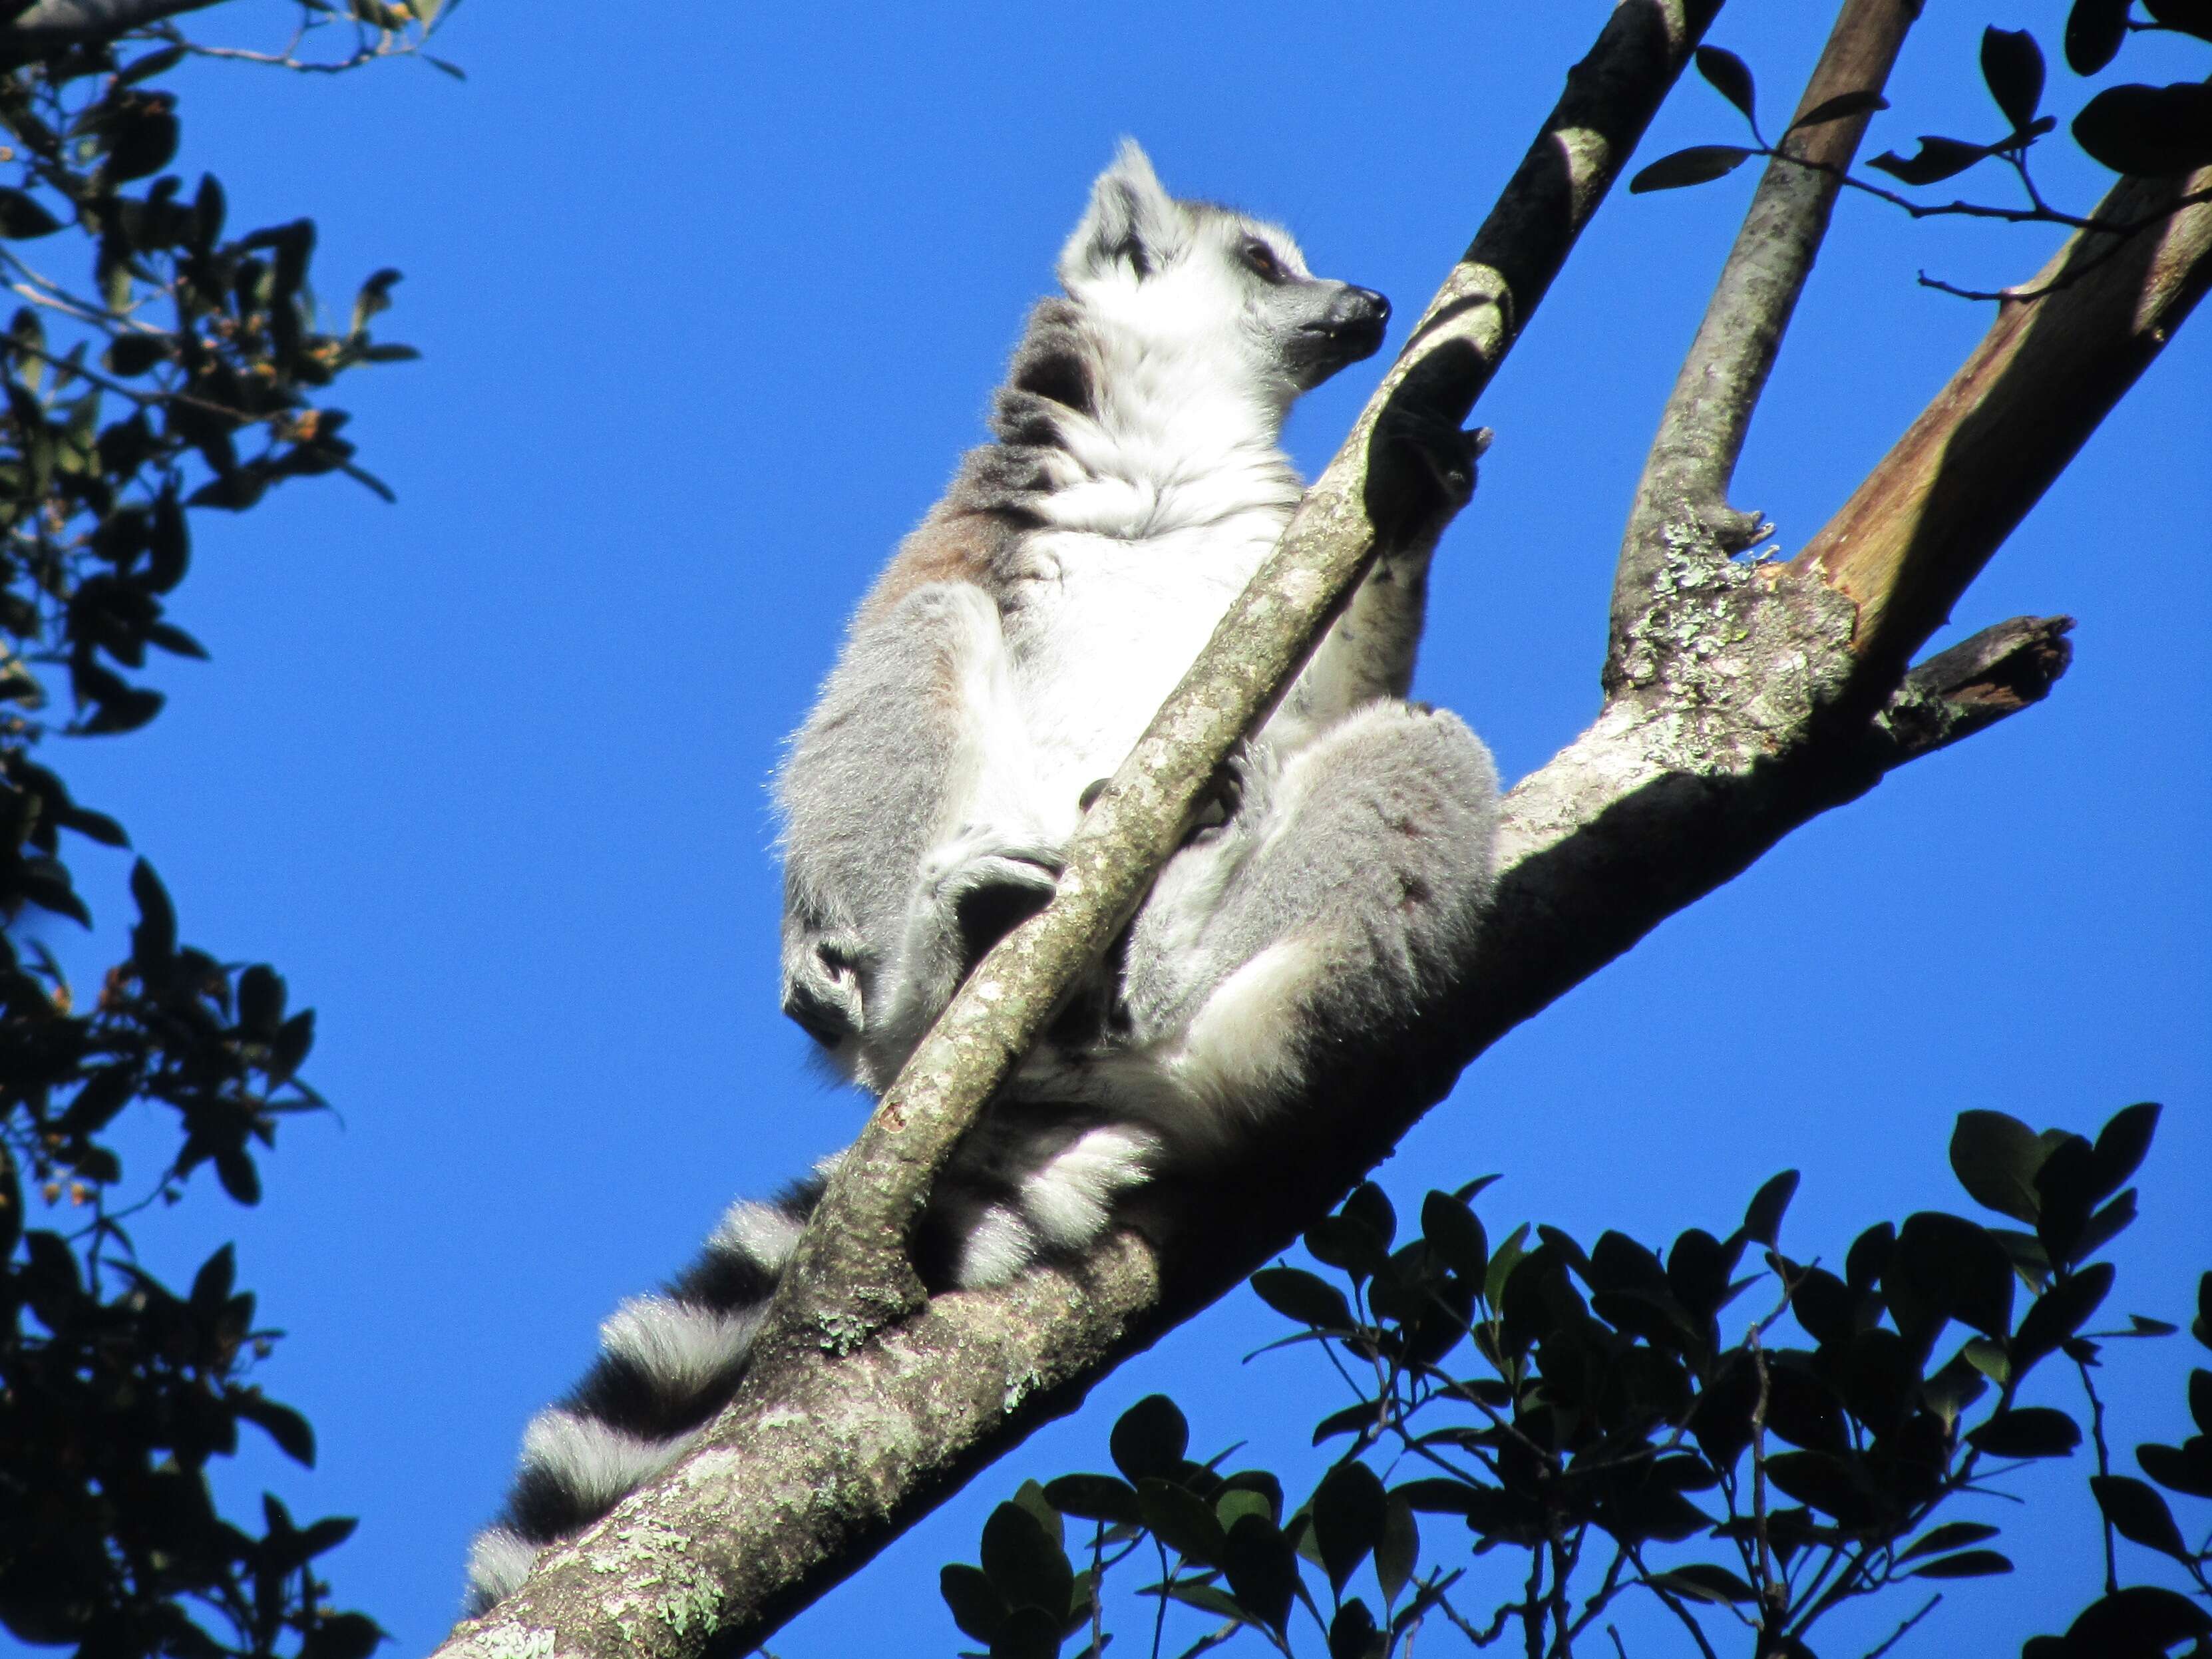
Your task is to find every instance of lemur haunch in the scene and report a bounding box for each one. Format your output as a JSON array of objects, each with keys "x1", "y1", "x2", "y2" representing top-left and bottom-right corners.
[{"x1": 464, "y1": 142, "x2": 1499, "y2": 1613}]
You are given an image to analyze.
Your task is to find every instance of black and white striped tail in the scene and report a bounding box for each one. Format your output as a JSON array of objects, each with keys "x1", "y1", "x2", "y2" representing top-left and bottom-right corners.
[
  {"x1": 461, "y1": 1175, "x2": 823, "y2": 1612},
  {"x1": 462, "y1": 1117, "x2": 1157, "y2": 1614}
]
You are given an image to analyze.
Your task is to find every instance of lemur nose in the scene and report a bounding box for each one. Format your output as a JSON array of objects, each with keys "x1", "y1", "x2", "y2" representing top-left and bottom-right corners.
[{"x1": 1326, "y1": 287, "x2": 1389, "y2": 336}]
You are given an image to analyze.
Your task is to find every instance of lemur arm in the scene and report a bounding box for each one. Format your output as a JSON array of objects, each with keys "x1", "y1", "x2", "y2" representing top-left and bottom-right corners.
[{"x1": 1283, "y1": 415, "x2": 1487, "y2": 725}]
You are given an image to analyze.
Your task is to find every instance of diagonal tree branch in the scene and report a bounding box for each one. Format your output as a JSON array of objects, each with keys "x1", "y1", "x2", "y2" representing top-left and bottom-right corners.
[
  {"x1": 1797, "y1": 165, "x2": 2212, "y2": 685},
  {"x1": 1614, "y1": 0, "x2": 1918, "y2": 689},
  {"x1": 435, "y1": 33, "x2": 2209, "y2": 1659}
]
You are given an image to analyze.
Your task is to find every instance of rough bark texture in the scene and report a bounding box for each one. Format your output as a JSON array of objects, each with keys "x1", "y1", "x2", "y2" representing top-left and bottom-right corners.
[
  {"x1": 1613, "y1": 0, "x2": 1919, "y2": 685},
  {"x1": 435, "y1": 23, "x2": 2209, "y2": 1659}
]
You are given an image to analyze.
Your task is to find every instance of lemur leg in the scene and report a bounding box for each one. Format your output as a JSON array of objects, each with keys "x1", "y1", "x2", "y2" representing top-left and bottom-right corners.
[
  {"x1": 1096, "y1": 699, "x2": 1499, "y2": 1146},
  {"x1": 777, "y1": 580, "x2": 1059, "y2": 1087}
]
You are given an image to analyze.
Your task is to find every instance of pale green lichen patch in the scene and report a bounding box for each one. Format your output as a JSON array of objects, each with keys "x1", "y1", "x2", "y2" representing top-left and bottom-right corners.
[
  {"x1": 445, "y1": 1624, "x2": 556, "y2": 1659},
  {"x1": 1002, "y1": 1362, "x2": 1045, "y2": 1413}
]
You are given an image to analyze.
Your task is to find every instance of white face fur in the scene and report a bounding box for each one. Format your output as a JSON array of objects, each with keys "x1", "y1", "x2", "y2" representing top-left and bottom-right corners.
[{"x1": 1055, "y1": 140, "x2": 1389, "y2": 420}]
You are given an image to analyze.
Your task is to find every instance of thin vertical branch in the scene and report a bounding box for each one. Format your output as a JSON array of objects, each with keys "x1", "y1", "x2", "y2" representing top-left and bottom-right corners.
[{"x1": 1613, "y1": 0, "x2": 1919, "y2": 687}]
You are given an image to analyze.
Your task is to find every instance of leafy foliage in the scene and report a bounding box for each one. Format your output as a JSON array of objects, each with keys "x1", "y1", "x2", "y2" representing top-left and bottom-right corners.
[
  {"x1": 1630, "y1": 7, "x2": 2212, "y2": 300},
  {"x1": 950, "y1": 1107, "x2": 2212, "y2": 1658},
  {"x1": 0, "y1": 5, "x2": 447, "y2": 1654}
]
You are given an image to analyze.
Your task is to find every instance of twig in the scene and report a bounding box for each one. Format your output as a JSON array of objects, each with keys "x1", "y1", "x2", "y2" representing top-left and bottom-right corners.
[
  {"x1": 2074, "y1": 1347, "x2": 2120, "y2": 1596},
  {"x1": 1625, "y1": 1543, "x2": 1720, "y2": 1659},
  {"x1": 1912, "y1": 193, "x2": 2212, "y2": 301},
  {"x1": 1859, "y1": 1591, "x2": 1940, "y2": 1659}
]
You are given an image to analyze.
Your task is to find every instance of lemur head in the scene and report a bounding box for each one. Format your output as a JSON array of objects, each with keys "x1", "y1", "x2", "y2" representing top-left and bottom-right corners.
[{"x1": 1056, "y1": 140, "x2": 1389, "y2": 416}]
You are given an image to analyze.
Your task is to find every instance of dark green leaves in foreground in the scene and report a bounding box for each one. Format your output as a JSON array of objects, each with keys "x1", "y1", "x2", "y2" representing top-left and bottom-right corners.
[{"x1": 952, "y1": 1106, "x2": 2211, "y2": 1658}]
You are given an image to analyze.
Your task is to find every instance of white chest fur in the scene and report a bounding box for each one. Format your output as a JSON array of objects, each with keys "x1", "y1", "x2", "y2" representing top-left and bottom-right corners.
[{"x1": 994, "y1": 510, "x2": 1286, "y2": 835}]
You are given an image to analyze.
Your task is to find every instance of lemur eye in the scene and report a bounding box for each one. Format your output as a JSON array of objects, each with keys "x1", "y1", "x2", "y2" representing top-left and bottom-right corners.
[{"x1": 1240, "y1": 238, "x2": 1286, "y2": 284}]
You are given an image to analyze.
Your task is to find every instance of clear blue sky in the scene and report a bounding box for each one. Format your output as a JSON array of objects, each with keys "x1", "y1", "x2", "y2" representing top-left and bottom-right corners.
[{"x1": 13, "y1": 2, "x2": 2209, "y2": 1656}]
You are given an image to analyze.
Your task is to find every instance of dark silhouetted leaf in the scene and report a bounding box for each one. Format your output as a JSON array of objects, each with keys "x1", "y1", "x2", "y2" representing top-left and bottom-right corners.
[
  {"x1": 1393, "y1": 1479, "x2": 1483, "y2": 1515},
  {"x1": 1342, "y1": 1182, "x2": 1396, "y2": 1252},
  {"x1": 215, "y1": 1145, "x2": 262, "y2": 1204},
  {"x1": 1950, "y1": 1111, "x2": 2046, "y2": 1222},
  {"x1": 2090, "y1": 1474, "x2": 2190, "y2": 1559},
  {"x1": 1787, "y1": 90, "x2": 1890, "y2": 133},
  {"x1": 980, "y1": 1501, "x2": 1073, "y2": 1617},
  {"x1": 1252, "y1": 1266, "x2": 1354, "y2": 1331},
  {"x1": 1907, "y1": 1549, "x2": 2012, "y2": 1579},
  {"x1": 1889, "y1": 1211, "x2": 2014, "y2": 1343},
  {"x1": 190, "y1": 1243, "x2": 236, "y2": 1313},
  {"x1": 990, "y1": 1604, "x2": 1062, "y2": 1659},
  {"x1": 1221, "y1": 1513, "x2": 1296, "y2": 1634},
  {"x1": 2074, "y1": 83, "x2": 2212, "y2": 176},
  {"x1": 1981, "y1": 27, "x2": 2046, "y2": 132},
  {"x1": 1869, "y1": 136, "x2": 1996, "y2": 184},
  {"x1": 0, "y1": 188, "x2": 65, "y2": 240},
  {"x1": 2066, "y1": 0, "x2": 2131, "y2": 73},
  {"x1": 2191, "y1": 1368, "x2": 2211, "y2": 1434},
  {"x1": 1137, "y1": 1479, "x2": 1224, "y2": 1567},
  {"x1": 130, "y1": 856, "x2": 176, "y2": 963},
  {"x1": 1898, "y1": 1520, "x2": 2000, "y2": 1563},
  {"x1": 2075, "y1": 1188, "x2": 2139, "y2": 1262},
  {"x1": 1312, "y1": 1461, "x2": 1387, "y2": 1594},
  {"x1": 1742, "y1": 1169, "x2": 1799, "y2": 1248},
  {"x1": 1765, "y1": 1451, "x2": 1872, "y2": 1525},
  {"x1": 2090, "y1": 1103, "x2": 2160, "y2": 1199},
  {"x1": 1043, "y1": 1474, "x2": 1141, "y2": 1526},
  {"x1": 1328, "y1": 1599, "x2": 1381, "y2": 1659},
  {"x1": 1696, "y1": 46, "x2": 1757, "y2": 122},
  {"x1": 2136, "y1": 1437, "x2": 2212, "y2": 1499},
  {"x1": 1421, "y1": 1190, "x2": 1487, "y2": 1282},
  {"x1": 1648, "y1": 1564, "x2": 1756, "y2": 1604},
  {"x1": 1485, "y1": 1224, "x2": 1530, "y2": 1308},
  {"x1": 233, "y1": 1392, "x2": 315, "y2": 1466},
  {"x1": 1967, "y1": 1406, "x2": 2080, "y2": 1458},
  {"x1": 2014, "y1": 1262, "x2": 2114, "y2": 1374},
  {"x1": 1110, "y1": 1394, "x2": 1189, "y2": 1483},
  {"x1": 2060, "y1": 1586, "x2": 2212, "y2": 1652},
  {"x1": 2145, "y1": 0, "x2": 2212, "y2": 41},
  {"x1": 1306, "y1": 1215, "x2": 1387, "y2": 1280},
  {"x1": 1312, "y1": 1400, "x2": 1381, "y2": 1447},
  {"x1": 1374, "y1": 1495, "x2": 1417, "y2": 1608},
  {"x1": 1847, "y1": 1220, "x2": 1895, "y2": 1292},
  {"x1": 941, "y1": 1564, "x2": 1009, "y2": 1645},
  {"x1": 1630, "y1": 145, "x2": 1755, "y2": 194}
]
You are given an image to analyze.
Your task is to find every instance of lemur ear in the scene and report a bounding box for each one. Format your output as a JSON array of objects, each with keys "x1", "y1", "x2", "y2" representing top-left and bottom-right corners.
[{"x1": 1059, "y1": 139, "x2": 1187, "y2": 283}]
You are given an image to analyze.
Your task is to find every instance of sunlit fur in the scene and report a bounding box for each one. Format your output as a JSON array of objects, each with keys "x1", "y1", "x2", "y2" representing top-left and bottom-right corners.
[{"x1": 464, "y1": 144, "x2": 1499, "y2": 1617}]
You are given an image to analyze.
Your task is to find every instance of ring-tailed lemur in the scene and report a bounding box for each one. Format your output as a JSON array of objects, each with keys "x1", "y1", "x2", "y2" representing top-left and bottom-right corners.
[{"x1": 464, "y1": 141, "x2": 1498, "y2": 1613}]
